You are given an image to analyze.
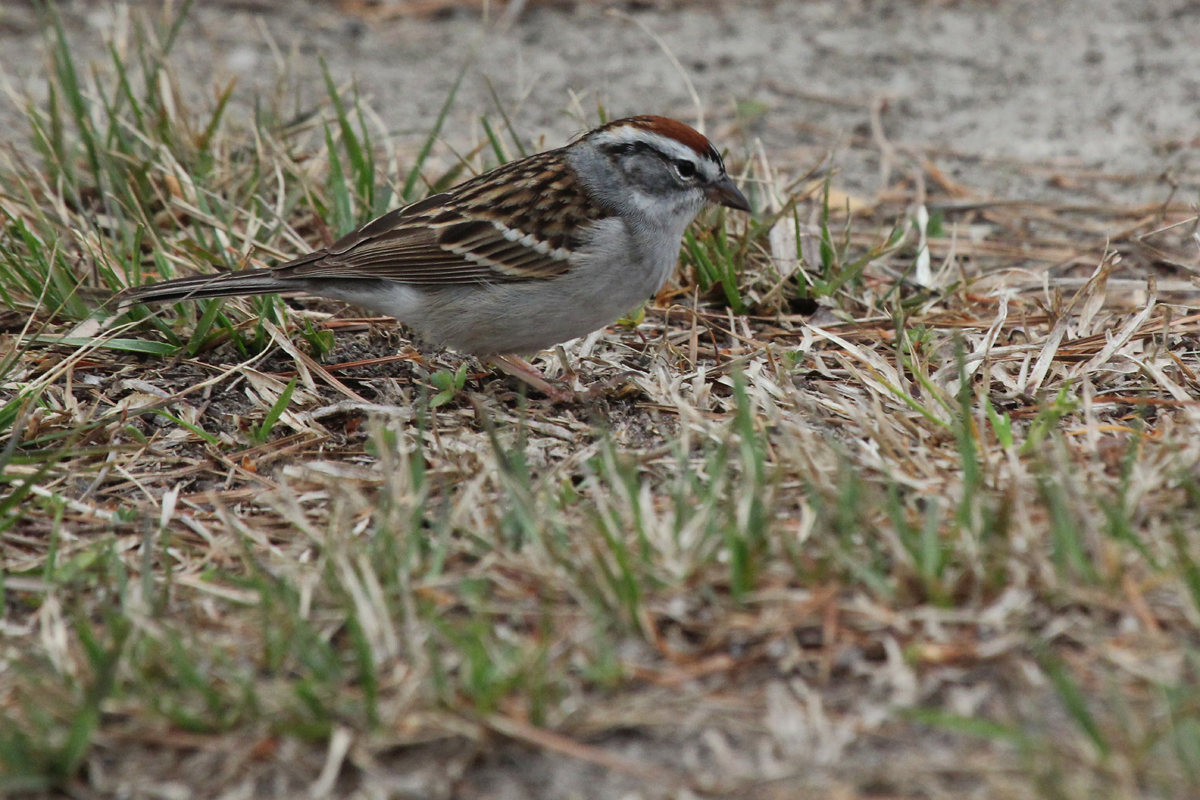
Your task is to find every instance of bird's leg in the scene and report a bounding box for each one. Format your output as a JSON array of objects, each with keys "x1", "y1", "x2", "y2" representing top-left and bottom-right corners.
[{"x1": 488, "y1": 354, "x2": 576, "y2": 403}]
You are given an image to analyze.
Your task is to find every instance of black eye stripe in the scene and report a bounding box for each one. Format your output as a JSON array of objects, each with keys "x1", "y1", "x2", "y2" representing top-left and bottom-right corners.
[
  {"x1": 601, "y1": 141, "x2": 655, "y2": 159},
  {"x1": 601, "y1": 140, "x2": 717, "y2": 177}
]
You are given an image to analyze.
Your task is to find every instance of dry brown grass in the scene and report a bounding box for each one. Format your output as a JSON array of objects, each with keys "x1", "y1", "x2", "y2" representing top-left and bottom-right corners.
[{"x1": 2, "y1": 4, "x2": 1200, "y2": 799}]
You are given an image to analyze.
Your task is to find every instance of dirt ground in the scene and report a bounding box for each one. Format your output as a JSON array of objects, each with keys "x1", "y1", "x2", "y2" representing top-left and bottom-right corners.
[
  {"x1": 3, "y1": 1, "x2": 1200, "y2": 798},
  {"x1": 3, "y1": 0, "x2": 1199, "y2": 202}
]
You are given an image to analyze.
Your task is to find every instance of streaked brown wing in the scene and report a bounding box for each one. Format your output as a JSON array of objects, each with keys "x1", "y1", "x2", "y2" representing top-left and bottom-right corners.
[{"x1": 275, "y1": 150, "x2": 613, "y2": 286}]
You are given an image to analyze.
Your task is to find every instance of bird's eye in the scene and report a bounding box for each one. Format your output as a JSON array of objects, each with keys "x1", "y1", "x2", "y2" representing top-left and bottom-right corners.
[{"x1": 674, "y1": 160, "x2": 698, "y2": 179}]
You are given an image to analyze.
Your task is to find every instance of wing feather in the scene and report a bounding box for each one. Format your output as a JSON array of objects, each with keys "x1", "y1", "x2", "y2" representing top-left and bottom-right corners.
[{"x1": 272, "y1": 150, "x2": 614, "y2": 287}]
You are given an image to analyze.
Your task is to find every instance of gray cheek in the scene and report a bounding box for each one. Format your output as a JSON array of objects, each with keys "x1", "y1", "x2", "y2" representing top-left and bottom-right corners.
[{"x1": 627, "y1": 157, "x2": 681, "y2": 197}]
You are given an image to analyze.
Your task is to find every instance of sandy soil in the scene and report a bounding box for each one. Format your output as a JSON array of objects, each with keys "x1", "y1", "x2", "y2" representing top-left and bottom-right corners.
[
  {"x1": 3, "y1": 1, "x2": 1199, "y2": 797},
  {"x1": 3, "y1": 0, "x2": 1198, "y2": 202}
]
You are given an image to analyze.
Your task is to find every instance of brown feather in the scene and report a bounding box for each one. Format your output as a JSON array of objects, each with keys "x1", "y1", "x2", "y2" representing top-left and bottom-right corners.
[
  {"x1": 598, "y1": 115, "x2": 719, "y2": 161},
  {"x1": 272, "y1": 150, "x2": 614, "y2": 287}
]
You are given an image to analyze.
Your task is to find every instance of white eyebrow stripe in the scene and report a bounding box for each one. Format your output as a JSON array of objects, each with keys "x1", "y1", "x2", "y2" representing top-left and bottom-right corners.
[
  {"x1": 592, "y1": 127, "x2": 708, "y2": 163},
  {"x1": 591, "y1": 127, "x2": 725, "y2": 183}
]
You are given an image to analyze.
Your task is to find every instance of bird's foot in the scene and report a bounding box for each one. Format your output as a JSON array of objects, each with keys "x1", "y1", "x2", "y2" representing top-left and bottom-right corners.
[
  {"x1": 488, "y1": 357, "x2": 642, "y2": 404},
  {"x1": 488, "y1": 355, "x2": 578, "y2": 403}
]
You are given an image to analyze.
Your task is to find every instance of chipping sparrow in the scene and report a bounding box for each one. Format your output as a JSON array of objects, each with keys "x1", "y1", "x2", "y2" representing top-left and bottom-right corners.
[{"x1": 118, "y1": 115, "x2": 750, "y2": 399}]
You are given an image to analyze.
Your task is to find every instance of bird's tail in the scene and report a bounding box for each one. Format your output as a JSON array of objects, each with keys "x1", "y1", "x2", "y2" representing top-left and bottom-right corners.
[{"x1": 116, "y1": 269, "x2": 290, "y2": 308}]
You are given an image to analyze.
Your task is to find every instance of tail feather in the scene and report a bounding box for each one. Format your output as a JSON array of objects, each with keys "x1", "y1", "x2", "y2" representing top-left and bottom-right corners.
[{"x1": 117, "y1": 269, "x2": 292, "y2": 307}]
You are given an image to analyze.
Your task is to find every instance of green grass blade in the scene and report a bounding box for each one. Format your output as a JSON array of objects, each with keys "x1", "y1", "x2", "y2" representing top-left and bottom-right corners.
[
  {"x1": 480, "y1": 116, "x2": 508, "y2": 164},
  {"x1": 27, "y1": 336, "x2": 181, "y2": 356},
  {"x1": 253, "y1": 376, "x2": 297, "y2": 444},
  {"x1": 401, "y1": 61, "x2": 468, "y2": 201},
  {"x1": 323, "y1": 122, "x2": 354, "y2": 235}
]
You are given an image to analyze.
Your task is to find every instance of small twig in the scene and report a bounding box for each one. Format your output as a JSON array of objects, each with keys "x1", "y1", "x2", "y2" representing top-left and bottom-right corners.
[{"x1": 484, "y1": 715, "x2": 694, "y2": 791}]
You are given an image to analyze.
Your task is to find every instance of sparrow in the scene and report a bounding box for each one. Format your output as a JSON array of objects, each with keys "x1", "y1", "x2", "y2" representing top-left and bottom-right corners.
[{"x1": 118, "y1": 115, "x2": 750, "y2": 400}]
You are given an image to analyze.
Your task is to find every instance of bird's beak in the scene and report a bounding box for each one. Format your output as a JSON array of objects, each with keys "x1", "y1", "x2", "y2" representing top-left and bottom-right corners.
[{"x1": 706, "y1": 176, "x2": 750, "y2": 211}]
